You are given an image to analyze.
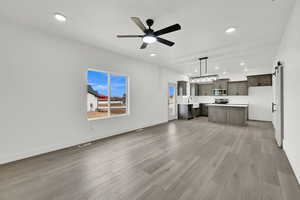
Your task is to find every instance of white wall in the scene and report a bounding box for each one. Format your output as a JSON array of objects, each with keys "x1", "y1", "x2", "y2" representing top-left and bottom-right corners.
[
  {"x1": 0, "y1": 20, "x2": 185, "y2": 164},
  {"x1": 276, "y1": 0, "x2": 300, "y2": 183}
]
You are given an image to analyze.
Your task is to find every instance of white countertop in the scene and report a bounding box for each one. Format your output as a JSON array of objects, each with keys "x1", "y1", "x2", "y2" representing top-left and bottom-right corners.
[
  {"x1": 178, "y1": 103, "x2": 200, "y2": 108},
  {"x1": 206, "y1": 104, "x2": 249, "y2": 108}
]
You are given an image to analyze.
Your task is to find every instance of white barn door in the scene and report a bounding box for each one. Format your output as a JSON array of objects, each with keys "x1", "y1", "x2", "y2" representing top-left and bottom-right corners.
[{"x1": 272, "y1": 62, "x2": 284, "y2": 148}]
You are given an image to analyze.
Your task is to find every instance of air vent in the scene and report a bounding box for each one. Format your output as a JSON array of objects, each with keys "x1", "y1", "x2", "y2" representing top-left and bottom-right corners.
[{"x1": 78, "y1": 142, "x2": 92, "y2": 148}]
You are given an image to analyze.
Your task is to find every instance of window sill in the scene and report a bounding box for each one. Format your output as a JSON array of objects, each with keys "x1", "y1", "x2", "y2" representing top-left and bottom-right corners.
[{"x1": 87, "y1": 113, "x2": 130, "y2": 121}]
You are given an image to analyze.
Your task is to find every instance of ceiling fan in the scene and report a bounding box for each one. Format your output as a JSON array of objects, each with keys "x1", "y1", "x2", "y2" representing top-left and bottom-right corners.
[{"x1": 117, "y1": 17, "x2": 181, "y2": 49}]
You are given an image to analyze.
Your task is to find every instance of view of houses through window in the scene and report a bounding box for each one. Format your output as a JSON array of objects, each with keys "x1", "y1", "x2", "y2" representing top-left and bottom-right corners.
[{"x1": 87, "y1": 69, "x2": 128, "y2": 119}]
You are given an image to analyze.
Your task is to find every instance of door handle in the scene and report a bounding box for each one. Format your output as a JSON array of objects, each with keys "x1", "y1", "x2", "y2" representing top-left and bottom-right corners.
[{"x1": 272, "y1": 102, "x2": 276, "y2": 113}]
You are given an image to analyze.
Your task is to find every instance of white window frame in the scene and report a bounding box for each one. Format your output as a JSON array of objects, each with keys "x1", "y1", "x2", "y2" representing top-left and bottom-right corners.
[{"x1": 87, "y1": 68, "x2": 130, "y2": 121}]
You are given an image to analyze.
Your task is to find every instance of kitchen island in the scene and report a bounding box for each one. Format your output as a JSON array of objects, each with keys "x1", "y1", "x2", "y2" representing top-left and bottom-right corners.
[
  {"x1": 207, "y1": 104, "x2": 248, "y2": 126},
  {"x1": 178, "y1": 104, "x2": 201, "y2": 120}
]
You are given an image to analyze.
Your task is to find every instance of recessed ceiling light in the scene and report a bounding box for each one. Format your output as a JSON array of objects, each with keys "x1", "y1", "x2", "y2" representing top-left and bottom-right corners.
[
  {"x1": 225, "y1": 27, "x2": 236, "y2": 34},
  {"x1": 244, "y1": 68, "x2": 248, "y2": 72},
  {"x1": 150, "y1": 53, "x2": 156, "y2": 57},
  {"x1": 54, "y1": 13, "x2": 67, "y2": 22},
  {"x1": 195, "y1": 69, "x2": 198, "y2": 72},
  {"x1": 240, "y1": 62, "x2": 245, "y2": 66},
  {"x1": 223, "y1": 71, "x2": 227, "y2": 75},
  {"x1": 215, "y1": 66, "x2": 220, "y2": 70}
]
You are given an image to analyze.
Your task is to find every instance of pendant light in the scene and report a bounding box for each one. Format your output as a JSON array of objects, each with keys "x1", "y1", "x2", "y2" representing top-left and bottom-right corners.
[{"x1": 190, "y1": 57, "x2": 219, "y2": 83}]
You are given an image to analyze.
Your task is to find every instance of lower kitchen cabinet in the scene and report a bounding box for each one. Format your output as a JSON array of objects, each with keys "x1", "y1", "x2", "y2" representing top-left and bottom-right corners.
[
  {"x1": 192, "y1": 107, "x2": 201, "y2": 117},
  {"x1": 208, "y1": 106, "x2": 228, "y2": 123},
  {"x1": 208, "y1": 105, "x2": 248, "y2": 126},
  {"x1": 178, "y1": 104, "x2": 193, "y2": 120},
  {"x1": 227, "y1": 107, "x2": 247, "y2": 125},
  {"x1": 200, "y1": 103, "x2": 208, "y2": 116}
]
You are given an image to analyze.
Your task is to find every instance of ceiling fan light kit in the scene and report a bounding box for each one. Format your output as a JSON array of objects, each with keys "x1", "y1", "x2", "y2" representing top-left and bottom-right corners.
[
  {"x1": 143, "y1": 35, "x2": 157, "y2": 44},
  {"x1": 117, "y1": 17, "x2": 181, "y2": 49}
]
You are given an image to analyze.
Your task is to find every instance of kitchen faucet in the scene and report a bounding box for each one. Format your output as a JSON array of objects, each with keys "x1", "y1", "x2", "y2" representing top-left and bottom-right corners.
[{"x1": 188, "y1": 96, "x2": 193, "y2": 104}]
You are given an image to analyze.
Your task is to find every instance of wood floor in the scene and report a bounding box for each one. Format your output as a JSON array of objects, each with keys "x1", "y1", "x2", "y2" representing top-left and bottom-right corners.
[{"x1": 0, "y1": 118, "x2": 299, "y2": 200}]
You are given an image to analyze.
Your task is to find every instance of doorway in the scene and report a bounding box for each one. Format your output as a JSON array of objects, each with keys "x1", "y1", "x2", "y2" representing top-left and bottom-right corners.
[
  {"x1": 168, "y1": 83, "x2": 177, "y2": 121},
  {"x1": 272, "y1": 62, "x2": 284, "y2": 148}
]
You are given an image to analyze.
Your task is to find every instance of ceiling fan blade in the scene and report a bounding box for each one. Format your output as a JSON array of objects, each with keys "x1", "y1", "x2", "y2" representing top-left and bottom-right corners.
[
  {"x1": 117, "y1": 35, "x2": 143, "y2": 38},
  {"x1": 140, "y1": 42, "x2": 148, "y2": 49},
  {"x1": 131, "y1": 17, "x2": 147, "y2": 33},
  {"x1": 157, "y1": 37, "x2": 175, "y2": 46},
  {"x1": 154, "y1": 24, "x2": 181, "y2": 36}
]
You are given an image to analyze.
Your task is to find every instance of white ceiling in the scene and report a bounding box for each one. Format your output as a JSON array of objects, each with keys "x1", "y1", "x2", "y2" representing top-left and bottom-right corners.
[{"x1": 0, "y1": 0, "x2": 295, "y2": 75}]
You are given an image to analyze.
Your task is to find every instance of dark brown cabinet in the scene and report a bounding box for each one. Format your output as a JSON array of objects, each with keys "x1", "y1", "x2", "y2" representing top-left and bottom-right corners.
[
  {"x1": 192, "y1": 107, "x2": 201, "y2": 117},
  {"x1": 247, "y1": 74, "x2": 272, "y2": 87},
  {"x1": 200, "y1": 103, "x2": 208, "y2": 116},
  {"x1": 208, "y1": 106, "x2": 228, "y2": 124},
  {"x1": 228, "y1": 81, "x2": 248, "y2": 96},
  {"x1": 178, "y1": 104, "x2": 193, "y2": 120},
  {"x1": 177, "y1": 81, "x2": 187, "y2": 96},
  {"x1": 213, "y1": 79, "x2": 229, "y2": 90},
  {"x1": 208, "y1": 106, "x2": 247, "y2": 126},
  {"x1": 192, "y1": 74, "x2": 270, "y2": 97},
  {"x1": 199, "y1": 80, "x2": 228, "y2": 96},
  {"x1": 199, "y1": 84, "x2": 213, "y2": 96}
]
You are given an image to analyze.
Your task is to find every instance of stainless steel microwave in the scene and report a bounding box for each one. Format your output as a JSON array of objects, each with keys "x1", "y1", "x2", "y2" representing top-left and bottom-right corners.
[{"x1": 212, "y1": 89, "x2": 227, "y2": 96}]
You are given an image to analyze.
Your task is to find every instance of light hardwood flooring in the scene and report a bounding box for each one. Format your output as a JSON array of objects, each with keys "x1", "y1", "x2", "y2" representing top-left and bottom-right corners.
[{"x1": 0, "y1": 117, "x2": 299, "y2": 200}]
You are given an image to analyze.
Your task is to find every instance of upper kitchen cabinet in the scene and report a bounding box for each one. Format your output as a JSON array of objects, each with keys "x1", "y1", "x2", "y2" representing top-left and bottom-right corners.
[
  {"x1": 177, "y1": 81, "x2": 187, "y2": 96},
  {"x1": 228, "y1": 81, "x2": 248, "y2": 96},
  {"x1": 212, "y1": 79, "x2": 229, "y2": 90},
  {"x1": 199, "y1": 84, "x2": 213, "y2": 96},
  {"x1": 247, "y1": 74, "x2": 272, "y2": 87},
  {"x1": 190, "y1": 83, "x2": 200, "y2": 96}
]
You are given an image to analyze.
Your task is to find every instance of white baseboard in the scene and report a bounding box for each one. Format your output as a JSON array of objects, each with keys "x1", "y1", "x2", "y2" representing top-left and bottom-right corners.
[{"x1": 283, "y1": 141, "x2": 300, "y2": 185}]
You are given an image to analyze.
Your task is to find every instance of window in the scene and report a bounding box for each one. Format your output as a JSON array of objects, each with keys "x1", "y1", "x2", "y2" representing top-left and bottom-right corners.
[{"x1": 87, "y1": 69, "x2": 129, "y2": 120}]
